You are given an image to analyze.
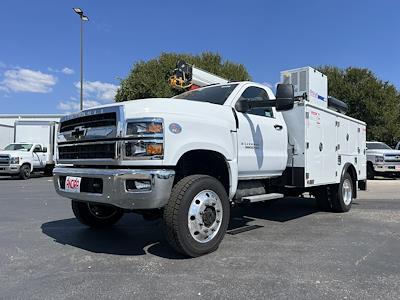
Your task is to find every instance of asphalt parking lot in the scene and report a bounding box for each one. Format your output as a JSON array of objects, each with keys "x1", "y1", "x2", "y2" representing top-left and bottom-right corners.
[{"x1": 0, "y1": 176, "x2": 399, "y2": 299}]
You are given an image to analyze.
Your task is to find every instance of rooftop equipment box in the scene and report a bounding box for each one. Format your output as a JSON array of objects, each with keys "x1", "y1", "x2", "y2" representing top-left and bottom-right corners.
[{"x1": 281, "y1": 66, "x2": 328, "y2": 108}]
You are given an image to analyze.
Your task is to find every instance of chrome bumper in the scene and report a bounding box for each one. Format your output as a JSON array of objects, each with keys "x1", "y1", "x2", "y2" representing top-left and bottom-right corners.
[
  {"x1": 373, "y1": 164, "x2": 400, "y2": 173},
  {"x1": 0, "y1": 165, "x2": 20, "y2": 174},
  {"x1": 53, "y1": 167, "x2": 175, "y2": 210}
]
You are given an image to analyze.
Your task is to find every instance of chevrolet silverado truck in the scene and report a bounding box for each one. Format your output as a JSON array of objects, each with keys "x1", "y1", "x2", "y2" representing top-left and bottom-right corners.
[
  {"x1": 53, "y1": 67, "x2": 367, "y2": 257},
  {"x1": 366, "y1": 141, "x2": 400, "y2": 179},
  {"x1": 0, "y1": 143, "x2": 51, "y2": 179}
]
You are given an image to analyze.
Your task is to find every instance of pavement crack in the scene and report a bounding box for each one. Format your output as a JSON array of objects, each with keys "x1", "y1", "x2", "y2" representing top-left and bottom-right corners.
[{"x1": 354, "y1": 234, "x2": 394, "y2": 266}]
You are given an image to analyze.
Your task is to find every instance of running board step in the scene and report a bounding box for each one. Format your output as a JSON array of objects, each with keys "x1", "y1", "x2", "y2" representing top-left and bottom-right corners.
[{"x1": 242, "y1": 193, "x2": 284, "y2": 203}]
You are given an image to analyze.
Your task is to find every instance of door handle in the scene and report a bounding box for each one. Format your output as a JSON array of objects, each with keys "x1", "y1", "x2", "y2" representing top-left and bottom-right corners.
[{"x1": 274, "y1": 124, "x2": 283, "y2": 130}]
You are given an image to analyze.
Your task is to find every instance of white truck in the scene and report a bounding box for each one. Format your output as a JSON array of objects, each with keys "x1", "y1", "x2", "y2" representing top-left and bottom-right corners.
[
  {"x1": 0, "y1": 121, "x2": 58, "y2": 179},
  {"x1": 53, "y1": 66, "x2": 367, "y2": 257},
  {"x1": 366, "y1": 141, "x2": 400, "y2": 179}
]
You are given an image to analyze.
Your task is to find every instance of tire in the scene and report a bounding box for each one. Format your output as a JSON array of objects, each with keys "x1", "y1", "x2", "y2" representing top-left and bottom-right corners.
[
  {"x1": 367, "y1": 163, "x2": 375, "y2": 180},
  {"x1": 163, "y1": 175, "x2": 230, "y2": 257},
  {"x1": 315, "y1": 172, "x2": 354, "y2": 213},
  {"x1": 331, "y1": 172, "x2": 354, "y2": 212},
  {"x1": 71, "y1": 200, "x2": 123, "y2": 228},
  {"x1": 44, "y1": 165, "x2": 54, "y2": 176},
  {"x1": 19, "y1": 164, "x2": 31, "y2": 180}
]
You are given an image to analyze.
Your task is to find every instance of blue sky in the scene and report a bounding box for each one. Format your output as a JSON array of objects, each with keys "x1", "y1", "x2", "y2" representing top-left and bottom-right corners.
[{"x1": 0, "y1": 0, "x2": 399, "y2": 114}]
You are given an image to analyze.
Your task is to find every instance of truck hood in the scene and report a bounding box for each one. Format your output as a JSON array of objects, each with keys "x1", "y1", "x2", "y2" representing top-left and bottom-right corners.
[
  {"x1": 119, "y1": 98, "x2": 235, "y2": 127},
  {"x1": 367, "y1": 149, "x2": 400, "y2": 156},
  {"x1": 0, "y1": 150, "x2": 30, "y2": 157}
]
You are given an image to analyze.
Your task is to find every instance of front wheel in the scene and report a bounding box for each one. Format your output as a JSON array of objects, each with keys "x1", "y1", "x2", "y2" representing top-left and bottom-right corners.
[
  {"x1": 19, "y1": 164, "x2": 31, "y2": 180},
  {"x1": 163, "y1": 175, "x2": 230, "y2": 257},
  {"x1": 71, "y1": 200, "x2": 124, "y2": 228},
  {"x1": 367, "y1": 163, "x2": 375, "y2": 180}
]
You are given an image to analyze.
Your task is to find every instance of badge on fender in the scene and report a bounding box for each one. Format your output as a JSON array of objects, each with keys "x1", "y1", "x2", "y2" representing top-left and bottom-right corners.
[{"x1": 169, "y1": 123, "x2": 182, "y2": 134}]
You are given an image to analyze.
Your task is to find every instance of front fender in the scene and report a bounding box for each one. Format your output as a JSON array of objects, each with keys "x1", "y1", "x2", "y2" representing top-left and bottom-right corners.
[
  {"x1": 168, "y1": 142, "x2": 234, "y2": 166},
  {"x1": 162, "y1": 110, "x2": 237, "y2": 166}
]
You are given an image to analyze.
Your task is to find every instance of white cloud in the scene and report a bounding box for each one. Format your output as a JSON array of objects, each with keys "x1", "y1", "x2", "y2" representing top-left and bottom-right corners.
[
  {"x1": 1, "y1": 68, "x2": 57, "y2": 93},
  {"x1": 57, "y1": 99, "x2": 101, "y2": 113},
  {"x1": 75, "y1": 80, "x2": 119, "y2": 102},
  {"x1": 58, "y1": 80, "x2": 119, "y2": 112},
  {"x1": 62, "y1": 67, "x2": 75, "y2": 75}
]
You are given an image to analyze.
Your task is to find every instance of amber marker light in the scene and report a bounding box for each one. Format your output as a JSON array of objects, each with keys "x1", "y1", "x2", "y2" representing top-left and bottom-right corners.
[
  {"x1": 146, "y1": 144, "x2": 163, "y2": 155},
  {"x1": 147, "y1": 123, "x2": 163, "y2": 134}
]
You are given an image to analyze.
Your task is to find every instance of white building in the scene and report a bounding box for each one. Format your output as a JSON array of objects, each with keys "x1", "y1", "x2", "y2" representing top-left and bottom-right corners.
[{"x1": 0, "y1": 114, "x2": 63, "y2": 149}]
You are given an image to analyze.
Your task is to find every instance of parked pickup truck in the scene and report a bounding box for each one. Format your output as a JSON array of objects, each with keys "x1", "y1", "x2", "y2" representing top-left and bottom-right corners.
[
  {"x1": 366, "y1": 141, "x2": 400, "y2": 179},
  {"x1": 0, "y1": 143, "x2": 51, "y2": 179},
  {"x1": 53, "y1": 67, "x2": 367, "y2": 257}
]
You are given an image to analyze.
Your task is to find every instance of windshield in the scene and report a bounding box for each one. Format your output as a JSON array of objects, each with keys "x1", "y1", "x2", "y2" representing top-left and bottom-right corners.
[
  {"x1": 4, "y1": 143, "x2": 33, "y2": 151},
  {"x1": 366, "y1": 142, "x2": 392, "y2": 150},
  {"x1": 173, "y1": 84, "x2": 238, "y2": 105}
]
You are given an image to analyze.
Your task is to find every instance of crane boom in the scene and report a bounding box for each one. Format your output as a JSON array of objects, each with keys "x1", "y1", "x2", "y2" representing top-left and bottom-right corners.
[{"x1": 169, "y1": 60, "x2": 228, "y2": 90}]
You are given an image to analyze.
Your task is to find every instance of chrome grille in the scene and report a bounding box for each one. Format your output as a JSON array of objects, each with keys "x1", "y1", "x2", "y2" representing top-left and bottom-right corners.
[
  {"x1": 0, "y1": 155, "x2": 10, "y2": 165},
  {"x1": 58, "y1": 143, "x2": 116, "y2": 160},
  {"x1": 57, "y1": 106, "x2": 124, "y2": 163},
  {"x1": 60, "y1": 112, "x2": 117, "y2": 133},
  {"x1": 384, "y1": 154, "x2": 400, "y2": 163}
]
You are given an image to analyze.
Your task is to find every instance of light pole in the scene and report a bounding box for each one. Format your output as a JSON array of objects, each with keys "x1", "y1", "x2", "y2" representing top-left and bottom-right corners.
[{"x1": 73, "y1": 8, "x2": 89, "y2": 111}]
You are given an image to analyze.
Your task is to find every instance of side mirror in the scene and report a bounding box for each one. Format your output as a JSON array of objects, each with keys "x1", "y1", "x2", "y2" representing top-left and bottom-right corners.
[
  {"x1": 235, "y1": 99, "x2": 250, "y2": 113},
  {"x1": 275, "y1": 84, "x2": 294, "y2": 111},
  {"x1": 42, "y1": 147, "x2": 48, "y2": 153}
]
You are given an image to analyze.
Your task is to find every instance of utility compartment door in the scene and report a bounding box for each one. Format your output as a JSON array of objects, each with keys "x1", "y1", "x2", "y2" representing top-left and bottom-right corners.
[
  {"x1": 305, "y1": 106, "x2": 338, "y2": 186},
  {"x1": 358, "y1": 125, "x2": 367, "y2": 180}
]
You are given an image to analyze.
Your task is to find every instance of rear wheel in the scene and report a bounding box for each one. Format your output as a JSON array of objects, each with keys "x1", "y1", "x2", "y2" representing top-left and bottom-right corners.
[
  {"x1": 163, "y1": 175, "x2": 230, "y2": 257},
  {"x1": 71, "y1": 200, "x2": 123, "y2": 228},
  {"x1": 367, "y1": 163, "x2": 375, "y2": 180},
  {"x1": 19, "y1": 164, "x2": 31, "y2": 180},
  {"x1": 315, "y1": 172, "x2": 354, "y2": 213}
]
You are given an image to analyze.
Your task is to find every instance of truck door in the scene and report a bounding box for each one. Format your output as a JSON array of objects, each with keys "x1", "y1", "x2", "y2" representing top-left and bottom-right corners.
[
  {"x1": 32, "y1": 145, "x2": 45, "y2": 168},
  {"x1": 235, "y1": 86, "x2": 288, "y2": 178}
]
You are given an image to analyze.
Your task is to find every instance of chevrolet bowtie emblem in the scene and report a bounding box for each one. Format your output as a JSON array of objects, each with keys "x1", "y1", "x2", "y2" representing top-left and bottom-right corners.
[{"x1": 71, "y1": 126, "x2": 86, "y2": 139}]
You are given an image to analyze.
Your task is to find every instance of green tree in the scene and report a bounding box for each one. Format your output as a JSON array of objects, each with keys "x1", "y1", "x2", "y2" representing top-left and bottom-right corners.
[
  {"x1": 115, "y1": 52, "x2": 250, "y2": 102},
  {"x1": 318, "y1": 66, "x2": 400, "y2": 146}
]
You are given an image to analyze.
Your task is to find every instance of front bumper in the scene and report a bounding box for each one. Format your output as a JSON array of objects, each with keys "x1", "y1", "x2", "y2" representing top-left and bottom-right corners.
[
  {"x1": 373, "y1": 164, "x2": 400, "y2": 173},
  {"x1": 0, "y1": 165, "x2": 20, "y2": 174},
  {"x1": 53, "y1": 167, "x2": 175, "y2": 210}
]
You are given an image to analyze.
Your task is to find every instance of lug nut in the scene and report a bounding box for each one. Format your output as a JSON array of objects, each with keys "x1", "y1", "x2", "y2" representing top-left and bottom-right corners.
[{"x1": 204, "y1": 229, "x2": 209, "y2": 233}]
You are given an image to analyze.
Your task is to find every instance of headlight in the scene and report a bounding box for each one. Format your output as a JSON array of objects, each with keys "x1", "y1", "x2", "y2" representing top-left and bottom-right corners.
[
  {"x1": 126, "y1": 119, "x2": 163, "y2": 136},
  {"x1": 10, "y1": 157, "x2": 19, "y2": 164},
  {"x1": 124, "y1": 141, "x2": 163, "y2": 159},
  {"x1": 375, "y1": 156, "x2": 384, "y2": 163},
  {"x1": 124, "y1": 118, "x2": 164, "y2": 160}
]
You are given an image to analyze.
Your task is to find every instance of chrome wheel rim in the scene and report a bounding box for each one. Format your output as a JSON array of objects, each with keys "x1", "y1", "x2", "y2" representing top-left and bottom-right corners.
[
  {"x1": 188, "y1": 190, "x2": 223, "y2": 243},
  {"x1": 87, "y1": 204, "x2": 118, "y2": 219},
  {"x1": 342, "y1": 179, "x2": 353, "y2": 206}
]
